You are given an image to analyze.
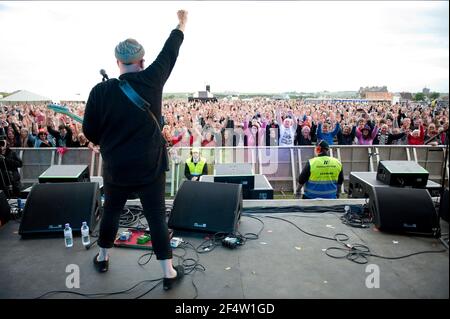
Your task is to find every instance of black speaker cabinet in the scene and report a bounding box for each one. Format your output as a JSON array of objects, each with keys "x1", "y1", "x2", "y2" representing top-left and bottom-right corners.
[
  {"x1": 19, "y1": 182, "x2": 102, "y2": 238},
  {"x1": 376, "y1": 161, "x2": 429, "y2": 187},
  {"x1": 168, "y1": 181, "x2": 242, "y2": 234},
  {"x1": 369, "y1": 186, "x2": 440, "y2": 236},
  {"x1": 349, "y1": 172, "x2": 441, "y2": 198},
  {"x1": 0, "y1": 191, "x2": 10, "y2": 226}
]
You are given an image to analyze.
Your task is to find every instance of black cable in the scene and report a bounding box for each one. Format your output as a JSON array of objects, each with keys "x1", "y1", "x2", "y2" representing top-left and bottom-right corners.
[
  {"x1": 238, "y1": 214, "x2": 265, "y2": 241},
  {"x1": 138, "y1": 251, "x2": 154, "y2": 266},
  {"x1": 119, "y1": 208, "x2": 142, "y2": 227},
  {"x1": 264, "y1": 215, "x2": 346, "y2": 242},
  {"x1": 136, "y1": 240, "x2": 206, "y2": 299},
  {"x1": 178, "y1": 242, "x2": 206, "y2": 274},
  {"x1": 195, "y1": 232, "x2": 228, "y2": 254},
  {"x1": 133, "y1": 281, "x2": 162, "y2": 299},
  {"x1": 242, "y1": 204, "x2": 363, "y2": 215},
  {"x1": 340, "y1": 205, "x2": 373, "y2": 228},
  {"x1": 179, "y1": 241, "x2": 206, "y2": 299},
  {"x1": 35, "y1": 278, "x2": 163, "y2": 299},
  {"x1": 84, "y1": 238, "x2": 98, "y2": 250},
  {"x1": 262, "y1": 214, "x2": 447, "y2": 265},
  {"x1": 326, "y1": 244, "x2": 447, "y2": 264}
]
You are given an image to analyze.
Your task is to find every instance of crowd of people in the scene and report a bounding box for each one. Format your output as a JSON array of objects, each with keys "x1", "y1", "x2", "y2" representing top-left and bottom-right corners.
[
  {"x1": 0, "y1": 98, "x2": 448, "y2": 151},
  {"x1": 0, "y1": 102, "x2": 96, "y2": 151},
  {"x1": 162, "y1": 99, "x2": 449, "y2": 148}
]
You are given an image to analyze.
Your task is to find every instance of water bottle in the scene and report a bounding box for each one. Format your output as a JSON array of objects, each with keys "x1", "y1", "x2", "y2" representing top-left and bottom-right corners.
[
  {"x1": 344, "y1": 205, "x2": 350, "y2": 214},
  {"x1": 64, "y1": 223, "x2": 73, "y2": 248},
  {"x1": 81, "y1": 221, "x2": 90, "y2": 246}
]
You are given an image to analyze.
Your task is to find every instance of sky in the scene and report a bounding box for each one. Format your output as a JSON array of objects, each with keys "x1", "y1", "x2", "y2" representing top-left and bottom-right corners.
[{"x1": 0, "y1": 1, "x2": 448, "y2": 100}]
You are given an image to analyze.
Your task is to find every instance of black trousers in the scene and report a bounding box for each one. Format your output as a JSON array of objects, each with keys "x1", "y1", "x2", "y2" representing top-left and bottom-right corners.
[{"x1": 97, "y1": 173, "x2": 172, "y2": 260}]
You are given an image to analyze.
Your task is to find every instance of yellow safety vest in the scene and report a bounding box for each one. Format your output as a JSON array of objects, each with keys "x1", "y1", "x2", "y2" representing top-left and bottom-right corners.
[
  {"x1": 304, "y1": 156, "x2": 342, "y2": 199},
  {"x1": 186, "y1": 157, "x2": 206, "y2": 176}
]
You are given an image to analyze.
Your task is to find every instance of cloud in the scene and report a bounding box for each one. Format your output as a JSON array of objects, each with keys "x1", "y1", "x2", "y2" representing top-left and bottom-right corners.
[{"x1": 0, "y1": 1, "x2": 448, "y2": 96}]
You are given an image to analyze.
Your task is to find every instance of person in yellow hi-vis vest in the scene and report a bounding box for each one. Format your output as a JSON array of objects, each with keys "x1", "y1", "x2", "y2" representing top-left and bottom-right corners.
[
  {"x1": 296, "y1": 140, "x2": 344, "y2": 199},
  {"x1": 184, "y1": 148, "x2": 208, "y2": 181}
]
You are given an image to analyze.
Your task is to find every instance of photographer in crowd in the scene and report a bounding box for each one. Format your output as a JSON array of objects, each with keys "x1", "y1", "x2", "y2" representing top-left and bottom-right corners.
[{"x1": 0, "y1": 135, "x2": 23, "y2": 198}]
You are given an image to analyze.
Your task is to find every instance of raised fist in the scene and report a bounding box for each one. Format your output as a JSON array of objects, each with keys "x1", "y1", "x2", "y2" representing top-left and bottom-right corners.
[{"x1": 177, "y1": 10, "x2": 188, "y2": 26}]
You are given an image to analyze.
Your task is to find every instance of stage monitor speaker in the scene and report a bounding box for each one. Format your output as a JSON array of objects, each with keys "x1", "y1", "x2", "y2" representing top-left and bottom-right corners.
[
  {"x1": 168, "y1": 181, "x2": 242, "y2": 234},
  {"x1": 39, "y1": 165, "x2": 90, "y2": 183},
  {"x1": 440, "y1": 188, "x2": 449, "y2": 223},
  {"x1": 0, "y1": 191, "x2": 10, "y2": 227},
  {"x1": 369, "y1": 186, "x2": 440, "y2": 236},
  {"x1": 376, "y1": 161, "x2": 428, "y2": 187},
  {"x1": 214, "y1": 175, "x2": 254, "y2": 199},
  {"x1": 19, "y1": 182, "x2": 101, "y2": 238},
  {"x1": 349, "y1": 172, "x2": 441, "y2": 198}
]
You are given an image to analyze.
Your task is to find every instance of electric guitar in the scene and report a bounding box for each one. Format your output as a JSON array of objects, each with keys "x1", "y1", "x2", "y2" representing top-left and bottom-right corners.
[{"x1": 47, "y1": 104, "x2": 84, "y2": 124}]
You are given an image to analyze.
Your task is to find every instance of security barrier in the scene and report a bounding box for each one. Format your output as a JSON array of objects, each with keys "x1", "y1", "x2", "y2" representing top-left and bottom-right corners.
[{"x1": 11, "y1": 145, "x2": 448, "y2": 195}]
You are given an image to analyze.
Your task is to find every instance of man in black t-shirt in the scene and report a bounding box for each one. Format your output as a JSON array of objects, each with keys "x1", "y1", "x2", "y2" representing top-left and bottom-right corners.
[{"x1": 83, "y1": 10, "x2": 188, "y2": 291}]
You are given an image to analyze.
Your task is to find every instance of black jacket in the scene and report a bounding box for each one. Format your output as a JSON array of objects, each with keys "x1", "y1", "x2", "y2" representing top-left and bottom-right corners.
[
  {"x1": 373, "y1": 132, "x2": 406, "y2": 145},
  {"x1": 295, "y1": 123, "x2": 317, "y2": 145},
  {"x1": 47, "y1": 125, "x2": 74, "y2": 147},
  {"x1": 1, "y1": 148, "x2": 23, "y2": 196},
  {"x1": 337, "y1": 126, "x2": 356, "y2": 145},
  {"x1": 83, "y1": 29, "x2": 184, "y2": 186}
]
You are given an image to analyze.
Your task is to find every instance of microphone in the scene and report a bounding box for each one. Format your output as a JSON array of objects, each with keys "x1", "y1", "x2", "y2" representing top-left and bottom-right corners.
[{"x1": 100, "y1": 69, "x2": 109, "y2": 82}]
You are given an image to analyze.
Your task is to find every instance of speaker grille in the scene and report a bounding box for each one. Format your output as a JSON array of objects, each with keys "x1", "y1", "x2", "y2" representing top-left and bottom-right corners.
[
  {"x1": 169, "y1": 181, "x2": 242, "y2": 234},
  {"x1": 370, "y1": 186, "x2": 439, "y2": 236},
  {"x1": 19, "y1": 182, "x2": 101, "y2": 237}
]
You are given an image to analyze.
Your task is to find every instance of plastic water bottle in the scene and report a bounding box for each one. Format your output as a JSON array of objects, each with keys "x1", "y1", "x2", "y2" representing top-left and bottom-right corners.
[
  {"x1": 81, "y1": 222, "x2": 90, "y2": 246},
  {"x1": 344, "y1": 205, "x2": 350, "y2": 214},
  {"x1": 64, "y1": 223, "x2": 73, "y2": 248}
]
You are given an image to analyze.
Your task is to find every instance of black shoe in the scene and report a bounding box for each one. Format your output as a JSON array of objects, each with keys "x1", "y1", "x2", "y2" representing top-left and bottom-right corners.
[
  {"x1": 93, "y1": 253, "x2": 109, "y2": 273},
  {"x1": 163, "y1": 265, "x2": 184, "y2": 290}
]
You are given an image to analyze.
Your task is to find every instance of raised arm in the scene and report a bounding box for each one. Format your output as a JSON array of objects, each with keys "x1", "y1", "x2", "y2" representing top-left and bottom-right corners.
[
  {"x1": 355, "y1": 126, "x2": 362, "y2": 139},
  {"x1": 370, "y1": 125, "x2": 379, "y2": 139},
  {"x1": 350, "y1": 125, "x2": 356, "y2": 139},
  {"x1": 331, "y1": 122, "x2": 340, "y2": 136},
  {"x1": 143, "y1": 10, "x2": 187, "y2": 85},
  {"x1": 316, "y1": 122, "x2": 323, "y2": 140},
  {"x1": 419, "y1": 122, "x2": 425, "y2": 139},
  {"x1": 276, "y1": 109, "x2": 282, "y2": 126}
]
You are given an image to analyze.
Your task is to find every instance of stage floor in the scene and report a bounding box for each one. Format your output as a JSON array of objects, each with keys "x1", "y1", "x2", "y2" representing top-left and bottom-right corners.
[{"x1": 0, "y1": 200, "x2": 448, "y2": 299}]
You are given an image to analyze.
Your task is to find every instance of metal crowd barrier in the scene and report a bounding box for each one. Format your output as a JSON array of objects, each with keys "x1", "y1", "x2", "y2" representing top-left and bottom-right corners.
[{"x1": 11, "y1": 145, "x2": 448, "y2": 196}]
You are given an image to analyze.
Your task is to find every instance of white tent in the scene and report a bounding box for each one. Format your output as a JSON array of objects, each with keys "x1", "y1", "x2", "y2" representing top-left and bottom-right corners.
[
  {"x1": 0, "y1": 90, "x2": 52, "y2": 103},
  {"x1": 53, "y1": 93, "x2": 86, "y2": 103}
]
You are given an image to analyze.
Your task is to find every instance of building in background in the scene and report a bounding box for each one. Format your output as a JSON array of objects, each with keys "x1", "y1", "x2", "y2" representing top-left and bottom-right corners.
[
  {"x1": 188, "y1": 85, "x2": 217, "y2": 102},
  {"x1": 359, "y1": 86, "x2": 393, "y2": 101}
]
